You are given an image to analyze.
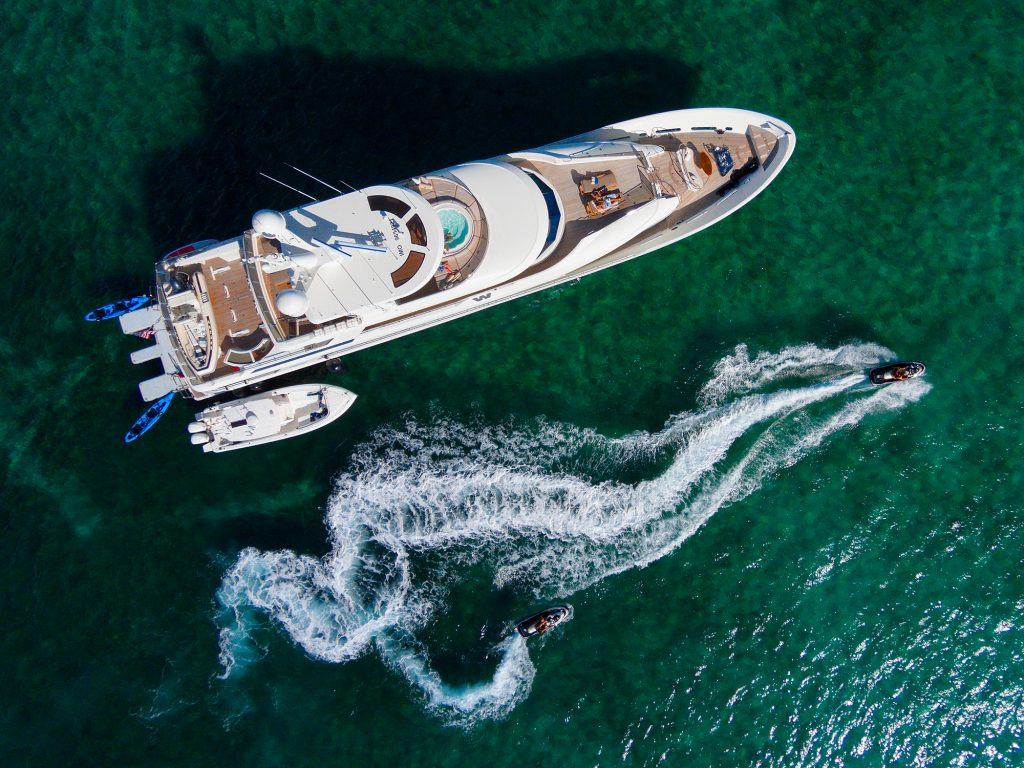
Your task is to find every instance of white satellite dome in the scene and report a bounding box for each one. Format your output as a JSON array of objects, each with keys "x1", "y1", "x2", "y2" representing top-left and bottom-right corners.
[
  {"x1": 252, "y1": 209, "x2": 289, "y2": 239},
  {"x1": 245, "y1": 412, "x2": 260, "y2": 428},
  {"x1": 276, "y1": 288, "x2": 309, "y2": 317}
]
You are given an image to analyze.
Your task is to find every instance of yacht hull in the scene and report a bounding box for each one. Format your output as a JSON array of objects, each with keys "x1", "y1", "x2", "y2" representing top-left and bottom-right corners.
[{"x1": 124, "y1": 107, "x2": 796, "y2": 404}]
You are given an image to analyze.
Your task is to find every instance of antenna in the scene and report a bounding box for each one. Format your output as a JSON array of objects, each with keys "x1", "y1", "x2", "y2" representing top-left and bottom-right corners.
[
  {"x1": 259, "y1": 172, "x2": 317, "y2": 202},
  {"x1": 285, "y1": 164, "x2": 345, "y2": 196}
]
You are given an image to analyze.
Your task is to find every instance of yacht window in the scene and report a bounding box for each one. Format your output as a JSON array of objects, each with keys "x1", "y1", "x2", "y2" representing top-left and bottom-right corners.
[
  {"x1": 525, "y1": 172, "x2": 561, "y2": 248},
  {"x1": 406, "y1": 214, "x2": 427, "y2": 246},
  {"x1": 368, "y1": 195, "x2": 411, "y2": 218},
  {"x1": 391, "y1": 250, "x2": 426, "y2": 288}
]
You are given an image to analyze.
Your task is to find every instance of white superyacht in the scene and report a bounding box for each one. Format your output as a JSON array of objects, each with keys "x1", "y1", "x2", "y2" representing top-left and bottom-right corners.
[{"x1": 118, "y1": 107, "x2": 795, "y2": 426}]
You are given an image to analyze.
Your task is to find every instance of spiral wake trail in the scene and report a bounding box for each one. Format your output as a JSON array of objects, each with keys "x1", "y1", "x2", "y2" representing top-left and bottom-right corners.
[{"x1": 215, "y1": 342, "x2": 929, "y2": 725}]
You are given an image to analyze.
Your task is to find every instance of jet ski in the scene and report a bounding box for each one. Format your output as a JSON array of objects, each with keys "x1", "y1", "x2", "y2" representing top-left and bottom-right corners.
[
  {"x1": 514, "y1": 605, "x2": 572, "y2": 638},
  {"x1": 83, "y1": 295, "x2": 151, "y2": 322},
  {"x1": 124, "y1": 392, "x2": 175, "y2": 443},
  {"x1": 869, "y1": 361, "x2": 926, "y2": 385}
]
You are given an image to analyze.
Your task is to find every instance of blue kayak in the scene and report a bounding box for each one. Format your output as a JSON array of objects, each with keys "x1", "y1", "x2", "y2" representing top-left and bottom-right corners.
[
  {"x1": 124, "y1": 392, "x2": 175, "y2": 444},
  {"x1": 84, "y1": 295, "x2": 151, "y2": 322}
]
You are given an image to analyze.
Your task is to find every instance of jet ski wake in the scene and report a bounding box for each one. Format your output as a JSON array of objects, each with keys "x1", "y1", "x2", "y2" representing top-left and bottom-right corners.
[{"x1": 215, "y1": 342, "x2": 929, "y2": 725}]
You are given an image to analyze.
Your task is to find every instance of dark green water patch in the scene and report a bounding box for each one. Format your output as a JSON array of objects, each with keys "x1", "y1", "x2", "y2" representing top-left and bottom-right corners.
[{"x1": 3, "y1": 1, "x2": 1024, "y2": 765}]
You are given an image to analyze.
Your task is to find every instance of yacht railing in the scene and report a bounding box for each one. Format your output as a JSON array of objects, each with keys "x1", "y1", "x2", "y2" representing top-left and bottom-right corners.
[{"x1": 241, "y1": 230, "x2": 287, "y2": 343}]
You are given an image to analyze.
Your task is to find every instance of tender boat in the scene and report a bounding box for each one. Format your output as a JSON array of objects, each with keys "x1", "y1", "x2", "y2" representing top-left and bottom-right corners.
[
  {"x1": 869, "y1": 361, "x2": 926, "y2": 385},
  {"x1": 514, "y1": 605, "x2": 572, "y2": 638},
  {"x1": 113, "y1": 108, "x2": 796, "y2": 416},
  {"x1": 124, "y1": 391, "x2": 175, "y2": 443},
  {"x1": 84, "y1": 295, "x2": 150, "y2": 322},
  {"x1": 188, "y1": 384, "x2": 356, "y2": 452}
]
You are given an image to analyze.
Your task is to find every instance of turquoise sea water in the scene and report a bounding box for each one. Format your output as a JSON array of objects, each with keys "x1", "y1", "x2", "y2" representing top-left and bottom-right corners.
[{"x1": 3, "y1": 1, "x2": 1023, "y2": 765}]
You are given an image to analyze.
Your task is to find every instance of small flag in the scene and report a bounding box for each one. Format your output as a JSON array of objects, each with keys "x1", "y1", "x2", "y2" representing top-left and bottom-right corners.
[{"x1": 134, "y1": 326, "x2": 155, "y2": 340}]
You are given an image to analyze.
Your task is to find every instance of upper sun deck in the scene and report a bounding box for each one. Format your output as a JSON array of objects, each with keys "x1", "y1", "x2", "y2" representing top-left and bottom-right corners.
[
  {"x1": 256, "y1": 186, "x2": 447, "y2": 323},
  {"x1": 238, "y1": 164, "x2": 546, "y2": 333}
]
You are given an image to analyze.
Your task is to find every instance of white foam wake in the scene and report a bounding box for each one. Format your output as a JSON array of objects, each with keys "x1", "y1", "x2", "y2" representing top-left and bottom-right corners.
[
  {"x1": 215, "y1": 342, "x2": 929, "y2": 725},
  {"x1": 380, "y1": 634, "x2": 536, "y2": 723}
]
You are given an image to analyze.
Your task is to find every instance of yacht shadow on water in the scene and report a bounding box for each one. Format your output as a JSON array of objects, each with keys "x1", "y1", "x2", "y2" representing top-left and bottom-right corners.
[{"x1": 143, "y1": 35, "x2": 701, "y2": 250}]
